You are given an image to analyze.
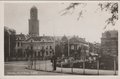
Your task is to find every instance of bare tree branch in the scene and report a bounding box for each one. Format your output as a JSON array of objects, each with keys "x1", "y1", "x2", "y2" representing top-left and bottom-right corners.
[
  {"x1": 98, "y1": 2, "x2": 118, "y2": 29},
  {"x1": 60, "y1": 3, "x2": 87, "y2": 16},
  {"x1": 61, "y1": 2, "x2": 118, "y2": 29}
]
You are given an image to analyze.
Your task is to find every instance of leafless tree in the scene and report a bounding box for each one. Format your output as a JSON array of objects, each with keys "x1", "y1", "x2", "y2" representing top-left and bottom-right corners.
[{"x1": 61, "y1": 2, "x2": 118, "y2": 29}]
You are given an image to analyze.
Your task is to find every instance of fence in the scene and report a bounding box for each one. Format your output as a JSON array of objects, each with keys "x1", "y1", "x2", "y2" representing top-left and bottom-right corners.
[{"x1": 26, "y1": 56, "x2": 118, "y2": 75}]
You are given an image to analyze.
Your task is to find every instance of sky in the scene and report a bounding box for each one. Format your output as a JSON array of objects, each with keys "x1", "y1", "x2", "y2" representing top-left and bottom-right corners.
[{"x1": 4, "y1": 2, "x2": 118, "y2": 43}]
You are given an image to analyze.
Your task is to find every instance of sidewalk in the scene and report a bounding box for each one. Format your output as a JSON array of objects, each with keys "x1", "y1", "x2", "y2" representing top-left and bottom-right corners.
[
  {"x1": 33, "y1": 66, "x2": 118, "y2": 75},
  {"x1": 5, "y1": 61, "x2": 66, "y2": 75}
]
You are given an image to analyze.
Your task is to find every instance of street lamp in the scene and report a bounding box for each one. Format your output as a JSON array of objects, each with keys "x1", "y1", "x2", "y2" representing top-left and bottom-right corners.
[
  {"x1": 8, "y1": 33, "x2": 11, "y2": 61},
  {"x1": 97, "y1": 54, "x2": 100, "y2": 75},
  {"x1": 82, "y1": 45, "x2": 86, "y2": 75},
  {"x1": 68, "y1": 38, "x2": 70, "y2": 57},
  {"x1": 30, "y1": 40, "x2": 33, "y2": 69},
  {"x1": 113, "y1": 55, "x2": 117, "y2": 75}
]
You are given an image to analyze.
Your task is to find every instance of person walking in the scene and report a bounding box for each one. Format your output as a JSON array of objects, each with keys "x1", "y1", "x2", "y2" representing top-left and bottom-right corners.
[{"x1": 51, "y1": 54, "x2": 57, "y2": 71}]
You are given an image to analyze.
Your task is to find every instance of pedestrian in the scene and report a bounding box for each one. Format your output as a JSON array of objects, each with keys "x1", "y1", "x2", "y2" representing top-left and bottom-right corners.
[{"x1": 51, "y1": 54, "x2": 57, "y2": 71}]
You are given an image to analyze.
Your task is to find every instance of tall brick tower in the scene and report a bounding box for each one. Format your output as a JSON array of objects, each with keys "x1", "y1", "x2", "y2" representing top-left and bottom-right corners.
[{"x1": 29, "y1": 6, "x2": 39, "y2": 36}]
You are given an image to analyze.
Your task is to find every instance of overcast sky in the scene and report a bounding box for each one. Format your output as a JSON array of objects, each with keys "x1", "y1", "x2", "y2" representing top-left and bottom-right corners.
[{"x1": 4, "y1": 2, "x2": 118, "y2": 43}]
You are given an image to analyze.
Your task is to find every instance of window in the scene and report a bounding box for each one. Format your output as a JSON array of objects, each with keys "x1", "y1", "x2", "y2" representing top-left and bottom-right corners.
[
  {"x1": 71, "y1": 45, "x2": 74, "y2": 50},
  {"x1": 50, "y1": 46, "x2": 52, "y2": 49},
  {"x1": 21, "y1": 42, "x2": 22, "y2": 46},
  {"x1": 42, "y1": 46, "x2": 44, "y2": 49},
  {"x1": 46, "y1": 51, "x2": 48, "y2": 55},
  {"x1": 50, "y1": 51, "x2": 52, "y2": 54},
  {"x1": 18, "y1": 42, "x2": 19, "y2": 47},
  {"x1": 42, "y1": 39, "x2": 44, "y2": 42},
  {"x1": 46, "y1": 46, "x2": 48, "y2": 49}
]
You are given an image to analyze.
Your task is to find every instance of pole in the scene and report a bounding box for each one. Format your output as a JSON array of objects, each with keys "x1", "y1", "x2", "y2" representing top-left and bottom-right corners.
[
  {"x1": 114, "y1": 56, "x2": 116, "y2": 75},
  {"x1": 83, "y1": 58, "x2": 85, "y2": 75},
  {"x1": 61, "y1": 62, "x2": 62, "y2": 72},
  {"x1": 71, "y1": 61, "x2": 73, "y2": 73},
  {"x1": 68, "y1": 39, "x2": 69, "y2": 57},
  {"x1": 9, "y1": 34, "x2": 10, "y2": 60},
  {"x1": 44, "y1": 41, "x2": 47, "y2": 71},
  {"x1": 97, "y1": 48, "x2": 100, "y2": 75},
  {"x1": 45, "y1": 57, "x2": 47, "y2": 71},
  {"x1": 97, "y1": 57, "x2": 99, "y2": 75},
  {"x1": 83, "y1": 46, "x2": 85, "y2": 75},
  {"x1": 39, "y1": 56, "x2": 41, "y2": 70},
  {"x1": 54, "y1": 36, "x2": 55, "y2": 55},
  {"x1": 35, "y1": 52, "x2": 36, "y2": 70}
]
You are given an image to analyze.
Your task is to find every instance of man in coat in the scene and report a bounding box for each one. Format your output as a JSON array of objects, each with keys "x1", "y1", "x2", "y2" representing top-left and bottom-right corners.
[{"x1": 51, "y1": 54, "x2": 57, "y2": 71}]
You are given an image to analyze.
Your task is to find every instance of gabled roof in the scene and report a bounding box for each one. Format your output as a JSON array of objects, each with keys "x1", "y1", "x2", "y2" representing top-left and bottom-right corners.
[
  {"x1": 69, "y1": 36, "x2": 86, "y2": 44},
  {"x1": 16, "y1": 33, "x2": 26, "y2": 40},
  {"x1": 26, "y1": 36, "x2": 54, "y2": 42},
  {"x1": 61, "y1": 35, "x2": 68, "y2": 42}
]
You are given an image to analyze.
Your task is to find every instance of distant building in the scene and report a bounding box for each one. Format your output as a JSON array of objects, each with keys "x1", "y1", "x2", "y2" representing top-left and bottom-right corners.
[
  {"x1": 69, "y1": 36, "x2": 88, "y2": 60},
  {"x1": 15, "y1": 33, "x2": 26, "y2": 58},
  {"x1": 101, "y1": 30, "x2": 118, "y2": 56},
  {"x1": 60, "y1": 35, "x2": 88, "y2": 59},
  {"x1": 23, "y1": 36, "x2": 54, "y2": 59}
]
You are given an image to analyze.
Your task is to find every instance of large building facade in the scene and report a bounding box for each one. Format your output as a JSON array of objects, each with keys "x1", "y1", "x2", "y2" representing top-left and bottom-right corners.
[
  {"x1": 60, "y1": 35, "x2": 89, "y2": 60},
  {"x1": 15, "y1": 6, "x2": 55, "y2": 60}
]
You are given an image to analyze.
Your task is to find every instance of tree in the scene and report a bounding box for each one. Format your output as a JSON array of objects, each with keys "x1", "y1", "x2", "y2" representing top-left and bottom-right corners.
[
  {"x1": 55, "y1": 44, "x2": 62, "y2": 57},
  {"x1": 61, "y1": 2, "x2": 118, "y2": 29},
  {"x1": 4, "y1": 26, "x2": 16, "y2": 61},
  {"x1": 4, "y1": 27, "x2": 9, "y2": 61}
]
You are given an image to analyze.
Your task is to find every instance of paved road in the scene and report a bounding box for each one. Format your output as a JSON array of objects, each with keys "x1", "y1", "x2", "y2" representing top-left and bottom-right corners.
[
  {"x1": 5, "y1": 60, "x2": 118, "y2": 75},
  {"x1": 5, "y1": 61, "x2": 66, "y2": 75}
]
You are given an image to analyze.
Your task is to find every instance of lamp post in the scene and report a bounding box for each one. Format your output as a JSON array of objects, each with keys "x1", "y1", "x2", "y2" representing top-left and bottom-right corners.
[
  {"x1": 97, "y1": 55, "x2": 100, "y2": 75},
  {"x1": 68, "y1": 38, "x2": 70, "y2": 57},
  {"x1": 82, "y1": 46, "x2": 86, "y2": 75},
  {"x1": 96, "y1": 48, "x2": 100, "y2": 75},
  {"x1": 54, "y1": 36, "x2": 56, "y2": 55},
  {"x1": 113, "y1": 55, "x2": 117, "y2": 75},
  {"x1": 30, "y1": 41, "x2": 33, "y2": 69},
  {"x1": 8, "y1": 33, "x2": 11, "y2": 61}
]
